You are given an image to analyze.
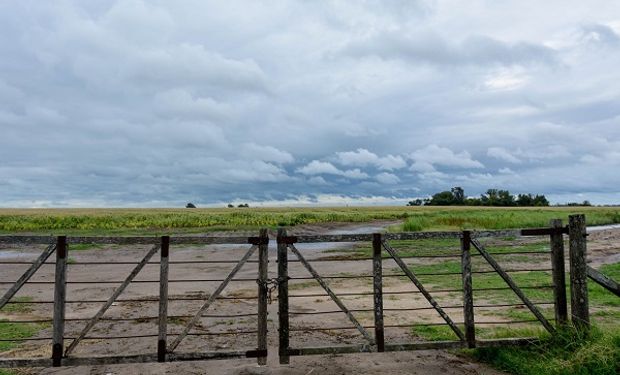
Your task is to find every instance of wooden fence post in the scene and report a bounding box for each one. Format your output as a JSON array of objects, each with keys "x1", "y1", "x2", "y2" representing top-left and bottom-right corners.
[
  {"x1": 257, "y1": 229, "x2": 269, "y2": 365},
  {"x1": 372, "y1": 233, "x2": 385, "y2": 352},
  {"x1": 568, "y1": 214, "x2": 589, "y2": 330},
  {"x1": 461, "y1": 231, "x2": 475, "y2": 348},
  {"x1": 277, "y1": 228, "x2": 290, "y2": 365},
  {"x1": 158, "y1": 236, "x2": 169, "y2": 362},
  {"x1": 549, "y1": 219, "x2": 568, "y2": 326},
  {"x1": 52, "y1": 236, "x2": 67, "y2": 367}
]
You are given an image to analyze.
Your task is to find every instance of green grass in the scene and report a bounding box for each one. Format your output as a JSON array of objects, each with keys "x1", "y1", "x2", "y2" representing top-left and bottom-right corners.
[
  {"x1": 400, "y1": 207, "x2": 620, "y2": 232},
  {"x1": 0, "y1": 206, "x2": 618, "y2": 234},
  {"x1": 0, "y1": 321, "x2": 48, "y2": 352},
  {"x1": 0, "y1": 296, "x2": 33, "y2": 314},
  {"x1": 471, "y1": 326, "x2": 620, "y2": 375},
  {"x1": 67, "y1": 243, "x2": 106, "y2": 251}
]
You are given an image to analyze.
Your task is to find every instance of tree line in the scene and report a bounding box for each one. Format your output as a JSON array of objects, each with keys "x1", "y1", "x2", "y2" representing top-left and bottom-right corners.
[{"x1": 408, "y1": 187, "x2": 550, "y2": 207}]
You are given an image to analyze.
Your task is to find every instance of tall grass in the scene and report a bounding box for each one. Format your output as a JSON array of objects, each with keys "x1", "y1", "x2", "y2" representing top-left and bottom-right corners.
[
  {"x1": 0, "y1": 206, "x2": 618, "y2": 234},
  {"x1": 401, "y1": 208, "x2": 620, "y2": 231},
  {"x1": 472, "y1": 326, "x2": 620, "y2": 375}
]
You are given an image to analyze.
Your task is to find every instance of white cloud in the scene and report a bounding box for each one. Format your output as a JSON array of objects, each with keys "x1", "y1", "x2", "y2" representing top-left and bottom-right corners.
[
  {"x1": 410, "y1": 145, "x2": 484, "y2": 170},
  {"x1": 296, "y1": 161, "x2": 342, "y2": 175},
  {"x1": 487, "y1": 147, "x2": 521, "y2": 163},
  {"x1": 296, "y1": 161, "x2": 368, "y2": 179},
  {"x1": 375, "y1": 172, "x2": 400, "y2": 185},
  {"x1": 239, "y1": 143, "x2": 294, "y2": 164},
  {"x1": 335, "y1": 148, "x2": 407, "y2": 170}
]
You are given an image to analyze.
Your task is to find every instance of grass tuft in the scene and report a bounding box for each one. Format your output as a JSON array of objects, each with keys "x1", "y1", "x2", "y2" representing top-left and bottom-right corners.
[{"x1": 471, "y1": 326, "x2": 620, "y2": 375}]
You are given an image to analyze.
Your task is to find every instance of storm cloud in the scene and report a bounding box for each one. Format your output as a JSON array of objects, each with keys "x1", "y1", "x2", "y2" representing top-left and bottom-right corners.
[{"x1": 1, "y1": 1, "x2": 619, "y2": 207}]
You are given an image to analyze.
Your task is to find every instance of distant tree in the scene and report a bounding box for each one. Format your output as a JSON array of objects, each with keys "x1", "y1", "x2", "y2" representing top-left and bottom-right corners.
[
  {"x1": 186, "y1": 203, "x2": 196, "y2": 208},
  {"x1": 451, "y1": 186, "x2": 465, "y2": 204},
  {"x1": 427, "y1": 191, "x2": 457, "y2": 205},
  {"x1": 407, "y1": 199, "x2": 424, "y2": 206},
  {"x1": 516, "y1": 194, "x2": 534, "y2": 206},
  {"x1": 227, "y1": 204, "x2": 234, "y2": 208},
  {"x1": 532, "y1": 194, "x2": 549, "y2": 206},
  {"x1": 237, "y1": 203, "x2": 250, "y2": 208}
]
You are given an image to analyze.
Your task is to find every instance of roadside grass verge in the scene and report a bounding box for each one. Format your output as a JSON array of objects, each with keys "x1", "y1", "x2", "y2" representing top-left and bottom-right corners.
[{"x1": 470, "y1": 326, "x2": 620, "y2": 375}]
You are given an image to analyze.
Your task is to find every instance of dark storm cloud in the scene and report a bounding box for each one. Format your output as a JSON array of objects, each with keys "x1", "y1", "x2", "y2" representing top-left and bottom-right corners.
[{"x1": 1, "y1": 1, "x2": 620, "y2": 207}]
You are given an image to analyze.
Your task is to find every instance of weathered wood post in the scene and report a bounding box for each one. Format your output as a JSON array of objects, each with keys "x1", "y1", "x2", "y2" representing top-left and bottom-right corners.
[
  {"x1": 158, "y1": 236, "x2": 169, "y2": 362},
  {"x1": 372, "y1": 233, "x2": 385, "y2": 352},
  {"x1": 549, "y1": 219, "x2": 568, "y2": 326},
  {"x1": 257, "y1": 229, "x2": 269, "y2": 365},
  {"x1": 460, "y1": 231, "x2": 475, "y2": 348},
  {"x1": 277, "y1": 228, "x2": 290, "y2": 364},
  {"x1": 568, "y1": 214, "x2": 589, "y2": 330},
  {"x1": 52, "y1": 236, "x2": 67, "y2": 367}
]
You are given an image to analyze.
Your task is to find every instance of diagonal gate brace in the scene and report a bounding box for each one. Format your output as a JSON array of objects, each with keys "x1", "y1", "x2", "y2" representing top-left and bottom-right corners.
[
  {"x1": 167, "y1": 244, "x2": 258, "y2": 353},
  {"x1": 382, "y1": 241, "x2": 466, "y2": 341},
  {"x1": 64, "y1": 244, "x2": 162, "y2": 356},
  {"x1": 470, "y1": 238, "x2": 555, "y2": 333},
  {"x1": 0, "y1": 242, "x2": 56, "y2": 310},
  {"x1": 288, "y1": 244, "x2": 375, "y2": 344}
]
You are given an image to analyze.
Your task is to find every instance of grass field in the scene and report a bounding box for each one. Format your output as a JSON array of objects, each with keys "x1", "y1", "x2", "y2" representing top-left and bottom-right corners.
[{"x1": 0, "y1": 206, "x2": 619, "y2": 234}]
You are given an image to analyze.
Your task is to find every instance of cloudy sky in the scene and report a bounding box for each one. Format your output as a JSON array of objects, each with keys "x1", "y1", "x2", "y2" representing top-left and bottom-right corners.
[{"x1": 1, "y1": 1, "x2": 620, "y2": 207}]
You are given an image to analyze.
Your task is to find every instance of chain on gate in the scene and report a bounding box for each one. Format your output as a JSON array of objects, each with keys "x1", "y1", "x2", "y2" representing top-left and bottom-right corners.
[{"x1": 257, "y1": 276, "x2": 290, "y2": 304}]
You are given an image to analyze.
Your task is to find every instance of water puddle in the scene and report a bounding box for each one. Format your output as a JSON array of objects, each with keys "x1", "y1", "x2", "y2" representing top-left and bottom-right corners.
[{"x1": 587, "y1": 224, "x2": 620, "y2": 232}]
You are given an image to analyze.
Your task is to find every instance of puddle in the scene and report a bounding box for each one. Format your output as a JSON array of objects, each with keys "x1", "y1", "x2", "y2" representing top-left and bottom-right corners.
[{"x1": 588, "y1": 224, "x2": 620, "y2": 232}]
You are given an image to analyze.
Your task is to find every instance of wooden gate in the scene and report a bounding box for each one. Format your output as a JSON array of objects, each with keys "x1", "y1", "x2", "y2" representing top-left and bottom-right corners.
[
  {"x1": 0, "y1": 232, "x2": 269, "y2": 367},
  {"x1": 0, "y1": 214, "x2": 599, "y2": 368},
  {"x1": 275, "y1": 216, "x2": 591, "y2": 363}
]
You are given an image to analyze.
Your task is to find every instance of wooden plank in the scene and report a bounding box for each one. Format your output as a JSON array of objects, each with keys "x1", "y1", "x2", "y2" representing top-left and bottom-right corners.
[
  {"x1": 285, "y1": 338, "x2": 539, "y2": 358},
  {"x1": 167, "y1": 245, "x2": 258, "y2": 352},
  {"x1": 475, "y1": 337, "x2": 540, "y2": 347},
  {"x1": 549, "y1": 219, "x2": 568, "y2": 325},
  {"x1": 64, "y1": 244, "x2": 161, "y2": 356},
  {"x1": 158, "y1": 236, "x2": 170, "y2": 362},
  {"x1": 569, "y1": 214, "x2": 590, "y2": 330},
  {"x1": 382, "y1": 241, "x2": 466, "y2": 341},
  {"x1": 0, "y1": 236, "x2": 251, "y2": 246},
  {"x1": 372, "y1": 233, "x2": 385, "y2": 352},
  {"x1": 461, "y1": 231, "x2": 475, "y2": 348},
  {"x1": 287, "y1": 341, "x2": 467, "y2": 356},
  {"x1": 52, "y1": 236, "x2": 67, "y2": 367},
  {"x1": 256, "y1": 229, "x2": 269, "y2": 365},
  {"x1": 521, "y1": 227, "x2": 568, "y2": 236},
  {"x1": 383, "y1": 232, "x2": 461, "y2": 240},
  {"x1": 587, "y1": 266, "x2": 620, "y2": 297},
  {"x1": 0, "y1": 351, "x2": 264, "y2": 368},
  {"x1": 289, "y1": 244, "x2": 375, "y2": 344},
  {"x1": 277, "y1": 228, "x2": 290, "y2": 365},
  {"x1": 470, "y1": 239, "x2": 555, "y2": 333},
  {"x1": 0, "y1": 242, "x2": 56, "y2": 310}
]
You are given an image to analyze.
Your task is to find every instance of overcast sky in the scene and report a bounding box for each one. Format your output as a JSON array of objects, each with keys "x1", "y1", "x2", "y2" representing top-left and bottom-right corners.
[{"x1": 1, "y1": 1, "x2": 620, "y2": 207}]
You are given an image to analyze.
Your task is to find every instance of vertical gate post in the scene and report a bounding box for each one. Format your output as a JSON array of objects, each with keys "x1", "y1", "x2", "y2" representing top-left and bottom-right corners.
[
  {"x1": 277, "y1": 228, "x2": 290, "y2": 365},
  {"x1": 372, "y1": 233, "x2": 385, "y2": 352},
  {"x1": 158, "y1": 236, "x2": 170, "y2": 362},
  {"x1": 549, "y1": 219, "x2": 568, "y2": 326},
  {"x1": 257, "y1": 229, "x2": 269, "y2": 365},
  {"x1": 52, "y1": 236, "x2": 67, "y2": 367},
  {"x1": 568, "y1": 214, "x2": 589, "y2": 330},
  {"x1": 460, "y1": 231, "x2": 475, "y2": 348}
]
